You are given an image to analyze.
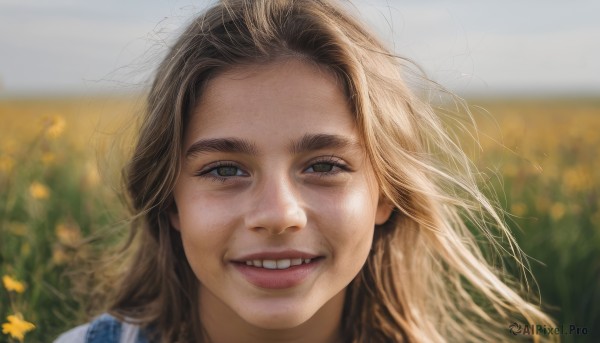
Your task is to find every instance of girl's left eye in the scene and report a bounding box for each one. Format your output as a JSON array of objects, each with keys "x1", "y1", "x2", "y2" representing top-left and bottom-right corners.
[
  {"x1": 309, "y1": 163, "x2": 334, "y2": 172},
  {"x1": 304, "y1": 157, "x2": 350, "y2": 176}
]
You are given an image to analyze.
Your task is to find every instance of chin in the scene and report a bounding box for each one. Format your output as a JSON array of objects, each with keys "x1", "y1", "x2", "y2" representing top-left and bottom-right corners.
[{"x1": 239, "y1": 304, "x2": 315, "y2": 330}]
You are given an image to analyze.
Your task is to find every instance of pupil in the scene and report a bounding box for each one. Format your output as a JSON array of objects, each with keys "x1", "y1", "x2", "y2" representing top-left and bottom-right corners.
[
  {"x1": 217, "y1": 166, "x2": 237, "y2": 176},
  {"x1": 313, "y1": 163, "x2": 333, "y2": 172}
]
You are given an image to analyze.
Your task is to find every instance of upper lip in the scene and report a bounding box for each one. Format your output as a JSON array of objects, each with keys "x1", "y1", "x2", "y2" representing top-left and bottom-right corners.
[{"x1": 231, "y1": 249, "x2": 321, "y2": 262}]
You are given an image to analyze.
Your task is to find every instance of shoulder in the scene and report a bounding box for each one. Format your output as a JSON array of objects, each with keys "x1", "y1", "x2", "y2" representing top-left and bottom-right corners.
[{"x1": 53, "y1": 313, "x2": 146, "y2": 343}]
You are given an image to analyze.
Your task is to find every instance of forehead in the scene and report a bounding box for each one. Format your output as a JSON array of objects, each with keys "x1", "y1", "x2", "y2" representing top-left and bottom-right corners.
[
  {"x1": 204, "y1": 57, "x2": 346, "y2": 102},
  {"x1": 185, "y1": 58, "x2": 358, "y2": 149}
]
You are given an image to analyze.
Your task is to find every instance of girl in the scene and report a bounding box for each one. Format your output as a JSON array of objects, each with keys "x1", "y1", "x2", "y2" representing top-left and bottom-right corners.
[{"x1": 56, "y1": 0, "x2": 555, "y2": 342}]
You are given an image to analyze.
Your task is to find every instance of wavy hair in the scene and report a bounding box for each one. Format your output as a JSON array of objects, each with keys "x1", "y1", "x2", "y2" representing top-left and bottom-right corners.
[{"x1": 104, "y1": 0, "x2": 556, "y2": 341}]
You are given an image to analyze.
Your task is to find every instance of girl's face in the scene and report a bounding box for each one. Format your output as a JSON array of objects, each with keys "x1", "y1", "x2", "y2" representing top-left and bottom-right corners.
[{"x1": 170, "y1": 58, "x2": 392, "y2": 334}]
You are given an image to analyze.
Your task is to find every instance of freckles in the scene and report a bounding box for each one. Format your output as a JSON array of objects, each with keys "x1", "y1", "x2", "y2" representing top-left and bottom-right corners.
[
  {"x1": 322, "y1": 187, "x2": 376, "y2": 240},
  {"x1": 179, "y1": 195, "x2": 234, "y2": 245},
  {"x1": 320, "y1": 189, "x2": 374, "y2": 275}
]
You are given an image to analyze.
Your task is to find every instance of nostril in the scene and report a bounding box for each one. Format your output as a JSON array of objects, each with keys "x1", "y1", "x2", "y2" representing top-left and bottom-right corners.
[{"x1": 250, "y1": 224, "x2": 303, "y2": 235}]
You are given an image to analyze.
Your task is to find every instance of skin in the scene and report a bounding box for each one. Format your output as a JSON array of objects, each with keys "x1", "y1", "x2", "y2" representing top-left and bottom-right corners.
[{"x1": 170, "y1": 58, "x2": 393, "y2": 343}]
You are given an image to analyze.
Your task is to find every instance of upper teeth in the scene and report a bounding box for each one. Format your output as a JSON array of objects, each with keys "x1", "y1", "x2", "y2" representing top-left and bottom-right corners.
[{"x1": 245, "y1": 258, "x2": 312, "y2": 269}]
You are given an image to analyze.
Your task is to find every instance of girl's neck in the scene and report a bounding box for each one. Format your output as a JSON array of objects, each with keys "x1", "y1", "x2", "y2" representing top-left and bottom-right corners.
[{"x1": 197, "y1": 288, "x2": 345, "y2": 343}]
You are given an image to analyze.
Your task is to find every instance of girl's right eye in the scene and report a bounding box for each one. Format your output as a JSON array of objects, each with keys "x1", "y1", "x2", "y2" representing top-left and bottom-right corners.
[
  {"x1": 211, "y1": 166, "x2": 239, "y2": 177},
  {"x1": 195, "y1": 162, "x2": 248, "y2": 183}
]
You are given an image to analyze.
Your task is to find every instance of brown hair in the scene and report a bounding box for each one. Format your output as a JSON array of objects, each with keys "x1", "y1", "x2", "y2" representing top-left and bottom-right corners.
[{"x1": 105, "y1": 0, "x2": 555, "y2": 341}]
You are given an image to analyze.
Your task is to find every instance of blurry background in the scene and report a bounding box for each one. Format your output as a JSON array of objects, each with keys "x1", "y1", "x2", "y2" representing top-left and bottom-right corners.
[
  {"x1": 1, "y1": 0, "x2": 598, "y2": 341},
  {"x1": 1, "y1": 0, "x2": 600, "y2": 96}
]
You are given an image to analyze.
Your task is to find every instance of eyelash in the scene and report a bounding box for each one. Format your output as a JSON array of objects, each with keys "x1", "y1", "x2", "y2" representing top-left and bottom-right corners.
[
  {"x1": 306, "y1": 156, "x2": 351, "y2": 177},
  {"x1": 195, "y1": 156, "x2": 350, "y2": 183}
]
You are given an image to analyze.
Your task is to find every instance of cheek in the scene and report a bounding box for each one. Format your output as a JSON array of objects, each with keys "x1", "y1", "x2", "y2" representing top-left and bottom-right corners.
[
  {"x1": 314, "y1": 182, "x2": 378, "y2": 257},
  {"x1": 176, "y1": 193, "x2": 236, "y2": 273}
]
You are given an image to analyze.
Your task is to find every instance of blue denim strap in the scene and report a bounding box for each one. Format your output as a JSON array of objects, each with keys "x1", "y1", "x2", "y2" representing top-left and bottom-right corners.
[
  {"x1": 136, "y1": 327, "x2": 152, "y2": 343},
  {"x1": 86, "y1": 314, "x2": 122, "y2": 343},
  {"x1": 84, "y1": 313, "x2": 154, "y2": 343}
]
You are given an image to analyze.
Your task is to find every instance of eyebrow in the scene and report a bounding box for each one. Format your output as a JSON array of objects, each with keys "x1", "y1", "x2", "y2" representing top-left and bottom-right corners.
[
  {"x1": 186, "y1": 137, "x2": 258, "y2": 157},
  {"x1": 290, "y1": 133, "x2": 362, "y2": 155},
  {"x1": 185, "y1": 133, "x2": 362, "y2": 158}
]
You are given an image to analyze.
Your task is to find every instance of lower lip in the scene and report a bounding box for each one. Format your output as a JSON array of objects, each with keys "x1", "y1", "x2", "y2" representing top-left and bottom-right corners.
[{"x1": 233, "y1": 259, "x2": 321, "y2": 289}]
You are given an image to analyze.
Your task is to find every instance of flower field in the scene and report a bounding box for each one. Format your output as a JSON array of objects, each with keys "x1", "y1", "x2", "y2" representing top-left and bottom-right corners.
[{"x1": 1, "y1": 95, "x2": 599, "y2": 341}]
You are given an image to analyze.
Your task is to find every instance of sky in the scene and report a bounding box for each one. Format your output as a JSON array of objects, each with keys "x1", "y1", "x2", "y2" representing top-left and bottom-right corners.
[{"x1": 1, "y1": 0, "x2": 599, "y2": 97}]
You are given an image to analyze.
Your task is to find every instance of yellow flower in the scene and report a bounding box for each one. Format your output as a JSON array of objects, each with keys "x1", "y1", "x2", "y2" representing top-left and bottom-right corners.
[
  {"x1": 43, "y1": 115, "x2": 66, "y2": 139},
  {"x1": 55, "y1": 223, "x2": 82, "y2": 247},
  {"x1": 52, "y1": 247, "x2": 69, "y2": 265},
  {"x1": 2, "y1": 313, "x2": 35, "y2": 342},
  {"x1": 29, "y1": 182, "x2": 50, "y2": 200},
  {"x1": 510, "y1": 202, "x2": 527, "y2": 217},
  {"x1": 2, "y1": 276, "x2": 25, "y2": 293}
]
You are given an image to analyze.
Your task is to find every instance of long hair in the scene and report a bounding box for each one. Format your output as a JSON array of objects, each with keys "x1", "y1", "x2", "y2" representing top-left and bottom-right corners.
[{"x1": 106, "y1": 0, "x2": 556, "y2": 341}]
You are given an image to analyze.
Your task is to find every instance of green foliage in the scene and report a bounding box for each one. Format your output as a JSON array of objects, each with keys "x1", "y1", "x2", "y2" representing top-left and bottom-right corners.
[
  {"x1": 469, "y1": 99, "x2": 600, "y2": 342},
  {"x1": 0, "y1": 110, "x2": 126, "y2": 342}
]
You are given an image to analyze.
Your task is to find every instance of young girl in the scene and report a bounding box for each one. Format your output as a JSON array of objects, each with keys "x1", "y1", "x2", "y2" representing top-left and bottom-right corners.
[{"x1": 56, "y1": 0, "x2": 555, "y2": 342}]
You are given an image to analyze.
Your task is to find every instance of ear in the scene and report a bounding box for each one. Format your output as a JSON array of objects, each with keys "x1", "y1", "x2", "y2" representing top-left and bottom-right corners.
[
  {"x1": 169, "y1": 202, "x2": 181, "y2": 231},
  {"x1": 375, "y1": 194, "x2": 394, "y2": 225}
]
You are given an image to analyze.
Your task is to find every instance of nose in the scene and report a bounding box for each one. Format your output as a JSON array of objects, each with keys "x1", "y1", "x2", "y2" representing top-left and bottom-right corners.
[{"x1": 244, "y1": 172, "x2": 307, "y2": 235}]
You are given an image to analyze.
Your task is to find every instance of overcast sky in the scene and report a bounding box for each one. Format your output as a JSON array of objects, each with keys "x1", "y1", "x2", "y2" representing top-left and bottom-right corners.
[{"x1": 1, "y1": 0, "x2": 599, "y2": 97}]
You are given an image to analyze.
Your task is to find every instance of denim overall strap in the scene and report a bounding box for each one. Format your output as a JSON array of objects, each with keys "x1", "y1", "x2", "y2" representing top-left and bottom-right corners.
[
  {"x1": 136, "y1": 327, "x2": 151, "y2": 343},
  {"x1": 86, "y1": 314, "x2": 122, "y2": 343}
]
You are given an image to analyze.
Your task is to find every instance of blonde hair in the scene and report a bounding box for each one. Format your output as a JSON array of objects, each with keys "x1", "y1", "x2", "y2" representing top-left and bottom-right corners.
[{"x1": 104, "y1": 0, "x2": 556, "y2": 341}]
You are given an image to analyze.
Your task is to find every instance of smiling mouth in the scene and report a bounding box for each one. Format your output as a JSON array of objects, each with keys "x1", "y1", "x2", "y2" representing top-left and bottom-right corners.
[
  {"x1": 242, "y1": 258, "x2": 316, "y2": 270},
  {"x1": 232, "y1": 257, "x2": 323, "y2": 289}
]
